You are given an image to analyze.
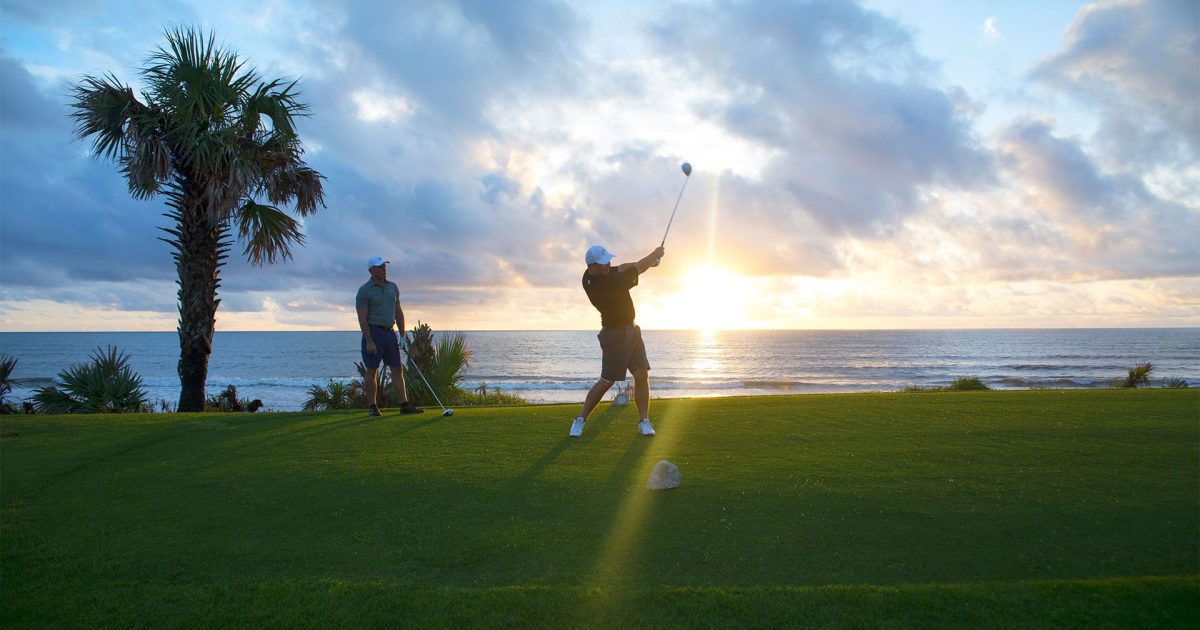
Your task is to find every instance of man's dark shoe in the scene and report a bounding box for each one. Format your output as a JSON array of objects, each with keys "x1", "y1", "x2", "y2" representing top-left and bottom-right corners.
[
  {"x1": 399, "y1": 401, "x2": 424, "y2": 414},
  {"x1": 368, "y1": 404, "x2": 382, "y2": 417}
]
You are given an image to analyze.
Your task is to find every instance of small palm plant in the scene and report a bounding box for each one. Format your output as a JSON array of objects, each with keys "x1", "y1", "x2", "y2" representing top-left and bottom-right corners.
[
  {"x1": 406, "y1": 322, "x2": 436, "y2": 373},
  {"x1": 1123, "y1": 362, "x2": 1154, "y2": 388},
  {"x1": 302, "y1": 380, "x2": 361, "y2": 411},
  {"x1": 405, "y1": 330, "x2": 472, "y2": 406},
  {"x1": 33, "y1": 347, "x2": 149, "y2": 413},
  {"x1": 0, "y1": 355, "x2": 18, "y2": 414}
]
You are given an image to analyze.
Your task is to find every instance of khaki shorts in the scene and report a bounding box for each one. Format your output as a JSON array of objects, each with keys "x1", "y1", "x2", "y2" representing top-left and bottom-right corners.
[{"x1": 598, "y1": 325, "x2": 650, "y2": 382}]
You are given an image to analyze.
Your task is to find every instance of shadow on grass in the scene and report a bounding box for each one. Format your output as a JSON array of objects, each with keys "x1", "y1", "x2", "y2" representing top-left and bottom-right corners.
[
  {"x1": 507, "y1": 403, "x2": 628, "y2": 490},
  {"x1": 267, "y1": 411, "x2": 453, "y2": 448},
  {"x1": 603, "y1": 424, "x2": 655, "y2": 490}
]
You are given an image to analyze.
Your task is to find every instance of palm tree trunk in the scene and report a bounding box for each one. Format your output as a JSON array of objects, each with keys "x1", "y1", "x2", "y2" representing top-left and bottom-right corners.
[{"x1": 175, "y1": 197, "x2": 225, "y2": 412}]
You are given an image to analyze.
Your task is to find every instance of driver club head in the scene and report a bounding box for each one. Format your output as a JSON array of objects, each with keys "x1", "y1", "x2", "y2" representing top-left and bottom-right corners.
[
  {"x1": 681, "y1": 162, "x2": 692, "y2": 176},
  {"x1": 442, "y1": 409, "x2": 454, "y2": 417}
]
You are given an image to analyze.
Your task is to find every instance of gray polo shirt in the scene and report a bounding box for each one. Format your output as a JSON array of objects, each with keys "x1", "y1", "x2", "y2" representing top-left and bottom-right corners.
[{"x1": 356, "y1": 279, "x2": 400, "y2": 327}]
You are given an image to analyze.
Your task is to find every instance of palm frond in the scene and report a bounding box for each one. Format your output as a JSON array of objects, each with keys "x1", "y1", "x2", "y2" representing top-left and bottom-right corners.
[
  {"x1": 69, "y1": 73, "x2": 150, "y2": 160},
  {"x1": 0, "y1": 355, "x2": 16, "y2": 402},
  {"x1": 265, "y1": 165, "x2": 325, "y2": 215},
  {"x1": 235, "y1": 200, "x2": 304, "y2": 265},
  {"x1": 244, "y1": 79, "x2": 307, "y2": 137}
]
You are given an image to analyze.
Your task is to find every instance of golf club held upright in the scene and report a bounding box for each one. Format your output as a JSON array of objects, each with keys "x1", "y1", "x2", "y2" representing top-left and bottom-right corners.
[{"x1": 656, "y1": 162, "x2": 692, "y2": 266}]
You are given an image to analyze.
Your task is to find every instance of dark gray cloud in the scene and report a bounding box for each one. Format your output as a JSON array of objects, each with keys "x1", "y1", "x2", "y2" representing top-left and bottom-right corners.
[{"x1": 0, "y1": 53, "x2": 174, "y2": 291}]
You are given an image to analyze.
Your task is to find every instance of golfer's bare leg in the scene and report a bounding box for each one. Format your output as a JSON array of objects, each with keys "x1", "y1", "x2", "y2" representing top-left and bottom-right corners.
[
  {"x1": 632, "y1": 368, "x2": 649, "y2": 419},
  {"x1": 364, "y1": 367, "x2": 379, "y2": 406},
  {"x1": 389, "y1": 366, "x2": 409, "y2": 403},
  {"x1": 579, "y1": 378, "x2": 614, "y2": 419}
]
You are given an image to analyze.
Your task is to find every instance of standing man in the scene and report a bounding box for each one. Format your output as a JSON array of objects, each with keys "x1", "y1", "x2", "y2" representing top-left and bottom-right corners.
[
  {"x1": 569, "y1": 244, "x2": 665, "y2": 437},
  {"x1": 356, "y1": 256, "x2": 423, "y2": 416}
]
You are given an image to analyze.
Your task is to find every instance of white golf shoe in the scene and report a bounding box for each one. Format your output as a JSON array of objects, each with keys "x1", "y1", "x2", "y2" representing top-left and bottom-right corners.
[
  {"x1": 638, "y1": 418, "x2": 656, "y2": 436},
  {"x1": 569, "y1": 416, "x2": 586, "y2": 437}
]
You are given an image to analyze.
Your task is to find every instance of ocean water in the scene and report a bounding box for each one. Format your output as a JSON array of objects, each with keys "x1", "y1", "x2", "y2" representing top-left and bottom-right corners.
[{"x1": 1, "y1": 329, "x2": 1196, "y2": 411}]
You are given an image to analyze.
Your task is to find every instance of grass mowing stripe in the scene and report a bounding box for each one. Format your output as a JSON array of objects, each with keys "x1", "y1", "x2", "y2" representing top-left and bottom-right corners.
[
  {"x1": 2, "y1": 389, "x2": 1197, "y2": 627},
  {"x1": 3, "y1": 576, "x2": 1195, "y2": 628}
]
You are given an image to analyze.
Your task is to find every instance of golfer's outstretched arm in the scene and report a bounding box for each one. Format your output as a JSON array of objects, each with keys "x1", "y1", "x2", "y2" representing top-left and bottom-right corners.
[
  {"x1": 394, "y1": 300, "x2": 406, "y2": 335},
  {"x1": 635, "y1": 247, "x2": 665, "y2": 273}
]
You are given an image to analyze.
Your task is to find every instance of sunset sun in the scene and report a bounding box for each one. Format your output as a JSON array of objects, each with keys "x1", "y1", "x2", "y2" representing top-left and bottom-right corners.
[{"x1": 641, "y1": 264, "x2": 757, "y2": 331}]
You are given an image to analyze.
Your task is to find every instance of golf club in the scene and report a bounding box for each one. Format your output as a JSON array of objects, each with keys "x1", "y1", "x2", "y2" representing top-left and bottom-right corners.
[
  {"x1": 656, "y1": 162, "x2": 692, "y2": 265},
  {"x1": 401, "y1": 341, "x2": 454, "y2": 417}
]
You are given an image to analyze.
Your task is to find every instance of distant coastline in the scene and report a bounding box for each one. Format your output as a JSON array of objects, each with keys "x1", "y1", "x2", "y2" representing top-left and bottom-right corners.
[{"x1": 2, "y1": 328, "x2": 1196, "y2": 411}]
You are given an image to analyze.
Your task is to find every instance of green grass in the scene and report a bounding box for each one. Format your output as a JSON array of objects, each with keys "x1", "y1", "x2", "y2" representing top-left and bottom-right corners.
[{"x1": 3, "y1": 389, "x2": 1197, "y2": 628}]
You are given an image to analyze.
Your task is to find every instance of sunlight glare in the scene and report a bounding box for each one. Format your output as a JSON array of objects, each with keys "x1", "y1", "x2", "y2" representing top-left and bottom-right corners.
[{"x1": 642, "y1": 264, "x2": 756, "y2": 331}]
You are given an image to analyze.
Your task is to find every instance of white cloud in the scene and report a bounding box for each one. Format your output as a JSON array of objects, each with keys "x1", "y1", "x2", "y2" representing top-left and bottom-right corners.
[
  {"x1": 351, "y1": 89, "x2": 415, "y2": 123},
  {"x1": 982, "y1": 16, "x2": 1002, "y2": 43}
]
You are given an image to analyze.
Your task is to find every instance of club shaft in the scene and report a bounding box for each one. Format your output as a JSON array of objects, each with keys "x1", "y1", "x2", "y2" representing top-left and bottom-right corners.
[
  {"x1": 661, "y1": 176, "x2": 690, "y2": 247},
  {"x1": 402, "y1": 343, "x2": 447, "y2": 410}
]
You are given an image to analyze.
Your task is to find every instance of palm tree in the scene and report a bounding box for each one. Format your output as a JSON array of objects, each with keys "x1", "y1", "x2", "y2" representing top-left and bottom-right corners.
[{"x1": 69, "y1": 28, "x2": 325, "y2": 411}]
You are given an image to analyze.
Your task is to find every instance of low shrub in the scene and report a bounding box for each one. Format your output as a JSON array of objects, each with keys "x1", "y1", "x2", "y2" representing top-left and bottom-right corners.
[
  {"x1": 904, "y1": 376, "x2": 991, "y2": 393},
  {"x1": 948, "y1": 377, "x2": 990, "y2": 391},
  {"x1": 302, "y1": 380, "x2": 362, "y2": 411},
  {"x1": 32, "y1": 346, "x2": 148, "y2": 413},
  {"x1": 459, "y1": 383, "x2": 527, "y2": 406},
  {"x1": 205, "y1": 384, "x2": 263, "y2": 412}
]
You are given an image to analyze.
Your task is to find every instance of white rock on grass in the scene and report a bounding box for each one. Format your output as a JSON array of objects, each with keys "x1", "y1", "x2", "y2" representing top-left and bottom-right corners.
[{"x1": 647, "y1": 460, "x2": 681, "y2": 490}]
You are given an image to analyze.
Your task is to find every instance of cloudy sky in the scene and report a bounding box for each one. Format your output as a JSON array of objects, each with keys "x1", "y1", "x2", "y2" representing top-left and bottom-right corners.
[{"x1": 1, "y1": 0, "x2": 1196, "y2": 332}]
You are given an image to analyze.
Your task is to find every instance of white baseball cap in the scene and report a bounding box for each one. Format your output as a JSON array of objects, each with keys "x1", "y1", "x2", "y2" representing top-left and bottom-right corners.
[
  {"x1": 368, "y1": 256, "x2": 389, "y2": 269},
  {"x1": 585, "y1": 245, "x2": 614, "y2": 265}
]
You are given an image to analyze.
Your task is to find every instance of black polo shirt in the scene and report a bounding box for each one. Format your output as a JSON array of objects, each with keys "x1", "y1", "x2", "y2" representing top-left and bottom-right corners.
[{"x1": 582, "y1": 266, "x2": 639, "y2": 328}]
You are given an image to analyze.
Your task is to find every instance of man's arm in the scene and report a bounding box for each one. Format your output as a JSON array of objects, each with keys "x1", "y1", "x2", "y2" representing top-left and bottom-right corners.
[
  {"x1": 394, "y1": 299, "x2": 406, "y2": 336},
  {"x1": 358, "y1": 307, "x2": 376, "y2": 353},
  {"x1": 617, "y1": 246, "x2": 666, "y2": 274}
]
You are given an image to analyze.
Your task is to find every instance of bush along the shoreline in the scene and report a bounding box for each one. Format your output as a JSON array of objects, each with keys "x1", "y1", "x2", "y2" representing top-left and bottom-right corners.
[
  {"x1": 903, "y1": 377, "x2": 991, "y2": 393},
  {"x1": 205, "y1": 385, "x2": 263, "y2": 412},
  {"x1": 468, "y1": 383, "x2": 528, "y2": 406},
  {"x1": 32, "y1": 346, "x2": 149, "y2": 413},
  {"x1": 303, "y1": 380, "x2": 361, "y2": 411}
]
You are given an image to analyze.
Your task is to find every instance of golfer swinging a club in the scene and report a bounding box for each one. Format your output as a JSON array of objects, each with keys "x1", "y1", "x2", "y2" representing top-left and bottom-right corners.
[
  {"x1": 357, "y1": 256, "x2": 423, "y2": 416},
  {"x1": 570, "y1": 244, "x2": 665, "y2": 437}
]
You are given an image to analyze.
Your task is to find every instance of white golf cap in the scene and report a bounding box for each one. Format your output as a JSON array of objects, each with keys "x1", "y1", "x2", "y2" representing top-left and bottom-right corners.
[
  {"x1": 585, "y1": 245, "x2": 614, "y2": 265},
  {"x1": 368, "y1": 256, "x2": 389, "y2": 268}
]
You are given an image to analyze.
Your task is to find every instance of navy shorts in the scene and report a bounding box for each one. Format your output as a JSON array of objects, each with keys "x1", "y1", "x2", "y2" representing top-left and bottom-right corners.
[
  {"x1": 598, "y1": 325, "x2": 650, "y2": 382},
  {"x1": 362, "y1": 326, "x2": 403, "y2": 369}
]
